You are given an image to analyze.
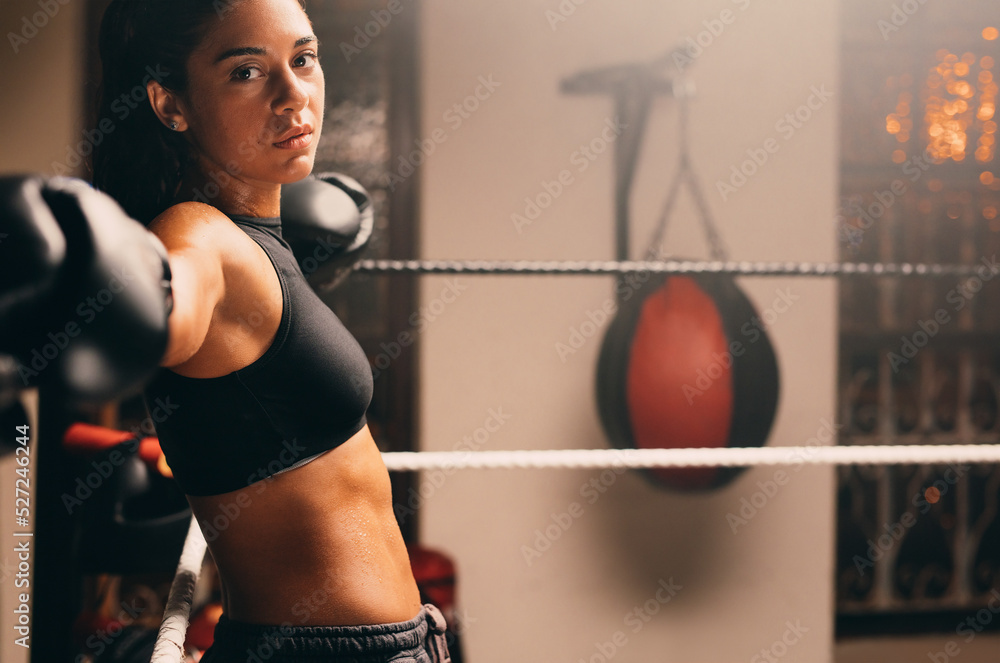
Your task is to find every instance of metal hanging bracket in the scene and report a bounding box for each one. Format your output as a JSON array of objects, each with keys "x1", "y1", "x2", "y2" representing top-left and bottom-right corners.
[{"x1": 561, "y1": 48, "x2": 725, "y2": 294}]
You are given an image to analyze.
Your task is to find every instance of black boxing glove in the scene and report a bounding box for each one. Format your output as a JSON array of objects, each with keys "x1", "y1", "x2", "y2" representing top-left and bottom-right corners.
[
  {"x1": 0, "y1": 175, "x2": 172, "y2": 405},
  {"x1": 280, "y1": 172, "x2": 374, "y2": 290}
]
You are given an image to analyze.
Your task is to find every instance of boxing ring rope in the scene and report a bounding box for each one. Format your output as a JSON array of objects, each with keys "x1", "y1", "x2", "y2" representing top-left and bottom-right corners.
[
  {"x1": 354, "y1": 258, "x2": 994, "y2": 278},
  {"x1": 151, "y1": 443, "x2": 1000, "y2": 662},
  {"x1": 378, "y1": 444, "x2": 1000, "y2": 471},
  {"x1": 151, "y1": 516, "x2": 208, "y2": 663}
]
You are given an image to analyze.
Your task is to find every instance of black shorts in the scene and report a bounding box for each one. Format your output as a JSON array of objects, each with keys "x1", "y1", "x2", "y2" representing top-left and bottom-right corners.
[{"x1": 199, "y1": 604, "x2": 451, "y2": 663}]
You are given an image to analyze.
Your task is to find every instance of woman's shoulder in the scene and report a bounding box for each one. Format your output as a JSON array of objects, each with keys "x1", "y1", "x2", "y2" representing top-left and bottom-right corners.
[
  {"x1": 148, "y1": 201, "x2": 239, "y2": 244},
  {"x1": 147, "y1": 202, "x2": 263, "y2": 279},
  {"x1": 147, "y1": 202, "x2": 261, "y2": 269}
]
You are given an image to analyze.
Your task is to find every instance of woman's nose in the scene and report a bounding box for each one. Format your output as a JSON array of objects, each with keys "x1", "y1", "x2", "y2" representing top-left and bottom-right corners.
[{"x1": 272, "y1": 68, "x2": 310, "y2": 114}]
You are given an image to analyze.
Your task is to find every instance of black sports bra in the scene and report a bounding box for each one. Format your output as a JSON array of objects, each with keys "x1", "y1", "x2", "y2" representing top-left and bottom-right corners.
[{"x1": 142, "y1": 214, "x2": 373, "y2": 496}]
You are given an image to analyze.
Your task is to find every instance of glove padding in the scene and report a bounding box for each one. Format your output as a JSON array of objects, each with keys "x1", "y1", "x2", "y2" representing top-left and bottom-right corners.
[
  {"x1": 280, "y1": 172, "x2": 374, "y2": 290},
  {"x1": 0, "y1": 175, "x2": 172, "y2": 405},
  {"x1": 0, "y1": 175, "x2": 67, "y2": 344}
]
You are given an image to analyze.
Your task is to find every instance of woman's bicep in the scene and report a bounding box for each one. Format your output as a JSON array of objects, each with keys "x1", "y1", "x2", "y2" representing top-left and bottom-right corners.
[
  {"x1": 159, "y1": 249, "x2": 224, "y2": 366},
  {"x1": 148, "y1": 205, "x2": 227, "y2": 367}
]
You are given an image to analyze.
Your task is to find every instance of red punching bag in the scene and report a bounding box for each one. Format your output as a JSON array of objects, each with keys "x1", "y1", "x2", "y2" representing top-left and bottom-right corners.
[
  {"x1": 576, "y1": 74, "x2": 779, "y2": 490},
  {"x1": 596, "y1": 271, "x2": 780, "y2": 490}
]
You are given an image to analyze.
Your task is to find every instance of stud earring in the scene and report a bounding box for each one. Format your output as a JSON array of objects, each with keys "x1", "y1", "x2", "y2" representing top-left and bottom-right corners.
[{"x1": 169, "y1": 121, "x2": 179, "y2": 131}]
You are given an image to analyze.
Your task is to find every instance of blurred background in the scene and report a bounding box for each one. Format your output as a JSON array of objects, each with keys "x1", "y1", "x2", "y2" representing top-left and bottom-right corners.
[{"x1": 1, "y1": 0, "x2": 999, "y2": 661}]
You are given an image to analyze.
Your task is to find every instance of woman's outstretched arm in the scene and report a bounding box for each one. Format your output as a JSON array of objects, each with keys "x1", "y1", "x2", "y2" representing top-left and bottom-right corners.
[{"x1": 148, "y1": 202, "x2": 227, "y2": 368}]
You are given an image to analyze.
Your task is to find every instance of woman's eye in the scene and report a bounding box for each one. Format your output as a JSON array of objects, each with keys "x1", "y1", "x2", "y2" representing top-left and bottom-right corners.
[
  {"x1": 295, "y1": 52, "x2": 320, "y2": 67},
  {"x1": 232, "y1": 66, "x2": 262, "y2": 81}
]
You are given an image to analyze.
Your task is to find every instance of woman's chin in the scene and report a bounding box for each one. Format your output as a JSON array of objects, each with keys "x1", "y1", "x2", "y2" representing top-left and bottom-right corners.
[{"x1": 278, "y1": 157, "x2": 319, "y2": 183}]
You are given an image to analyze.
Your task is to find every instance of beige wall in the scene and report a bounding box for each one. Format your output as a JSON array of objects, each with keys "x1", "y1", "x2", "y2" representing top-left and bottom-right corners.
[
  {"x1": 0, "y1": 0, "x2": 85, "y2": 177},
  {"x1": 1, "y1": 1, "x2": 84, "y2": 660},
  {"x1": 417, "y1": 1, "x2": 839, "y2": 661}
]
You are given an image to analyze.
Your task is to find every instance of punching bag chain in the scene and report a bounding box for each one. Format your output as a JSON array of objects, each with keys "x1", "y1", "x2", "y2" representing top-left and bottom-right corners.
[{"x1": 643, "y1": 83, "x2": 728, "y2": 263}]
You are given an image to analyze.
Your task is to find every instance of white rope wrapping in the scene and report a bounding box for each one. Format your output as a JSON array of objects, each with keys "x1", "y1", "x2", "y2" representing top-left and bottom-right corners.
[
  {"x1": 151, "y1": 515, "x2": 208, "y2": 663},
  {"x1": 380, "y1": 445, "x2": 1000, "y2": 471}
]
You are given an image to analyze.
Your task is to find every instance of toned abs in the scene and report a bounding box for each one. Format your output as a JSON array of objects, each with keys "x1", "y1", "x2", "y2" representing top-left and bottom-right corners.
[{"x1": 163, "y1": 216, "x2": 420, "y2": 626}]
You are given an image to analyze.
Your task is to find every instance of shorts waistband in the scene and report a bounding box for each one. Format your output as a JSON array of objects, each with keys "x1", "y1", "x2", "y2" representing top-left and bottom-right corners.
[{"x1": 211, "y1": 605, "x2": 433, "y2": 661}]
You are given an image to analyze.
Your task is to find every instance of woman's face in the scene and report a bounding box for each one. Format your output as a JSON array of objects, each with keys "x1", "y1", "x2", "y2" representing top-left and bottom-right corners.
[{"x1": 175, "y1": 0, "x2": 324, "y2": 192}]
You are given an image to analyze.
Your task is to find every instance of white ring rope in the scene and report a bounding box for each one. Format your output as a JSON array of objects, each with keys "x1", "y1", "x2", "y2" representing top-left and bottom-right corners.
[
  {"x1": 151, "y1": 515, "x2": 208, "y2": 663},
  {"x1": 380, "y1": 445, "x2": 1000, "y2": 471},
  {"x1": 150, "y1": 443, "x2": 1000, "y2": 662}
]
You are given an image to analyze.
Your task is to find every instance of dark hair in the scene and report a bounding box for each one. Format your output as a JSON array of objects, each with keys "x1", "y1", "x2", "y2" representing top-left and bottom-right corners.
[{"x1": 90, "y1": 0, "x2": 238, "y2": 225}]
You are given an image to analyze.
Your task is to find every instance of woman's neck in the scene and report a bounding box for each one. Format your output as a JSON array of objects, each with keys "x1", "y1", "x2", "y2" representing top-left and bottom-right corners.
[{"x1": 174, "y1": 166, "x2": 281, "y2": 218}]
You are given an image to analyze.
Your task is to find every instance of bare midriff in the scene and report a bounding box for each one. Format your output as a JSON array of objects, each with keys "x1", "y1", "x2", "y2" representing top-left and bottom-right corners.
[
  {"x1": 163, "y1": 216, "x2": 421, "y2": 626},
  {"x1": 185, "y1": 425, "x2": 421, "y2": 626}
]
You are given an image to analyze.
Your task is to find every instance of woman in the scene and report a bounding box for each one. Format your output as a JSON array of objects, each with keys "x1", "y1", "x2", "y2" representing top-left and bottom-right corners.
[{"x1": 90, "y1": 0, "x2": 449, "y2": 660}]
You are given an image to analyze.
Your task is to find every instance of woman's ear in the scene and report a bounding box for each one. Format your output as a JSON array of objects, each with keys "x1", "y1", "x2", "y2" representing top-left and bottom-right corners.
[{"x1": 147, "y1": 80, "x2": 188, "y2": 132}]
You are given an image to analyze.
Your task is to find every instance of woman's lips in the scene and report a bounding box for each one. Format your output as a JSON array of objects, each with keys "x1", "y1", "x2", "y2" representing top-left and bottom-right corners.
[{"x1": 273, "y1": 132, "x2": 312, "y2": 149}]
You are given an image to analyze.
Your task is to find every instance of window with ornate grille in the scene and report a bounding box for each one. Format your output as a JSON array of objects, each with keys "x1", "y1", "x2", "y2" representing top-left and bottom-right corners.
[{"x1": 836, "y1": 0, "x2": 1000, "y2": 637}]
